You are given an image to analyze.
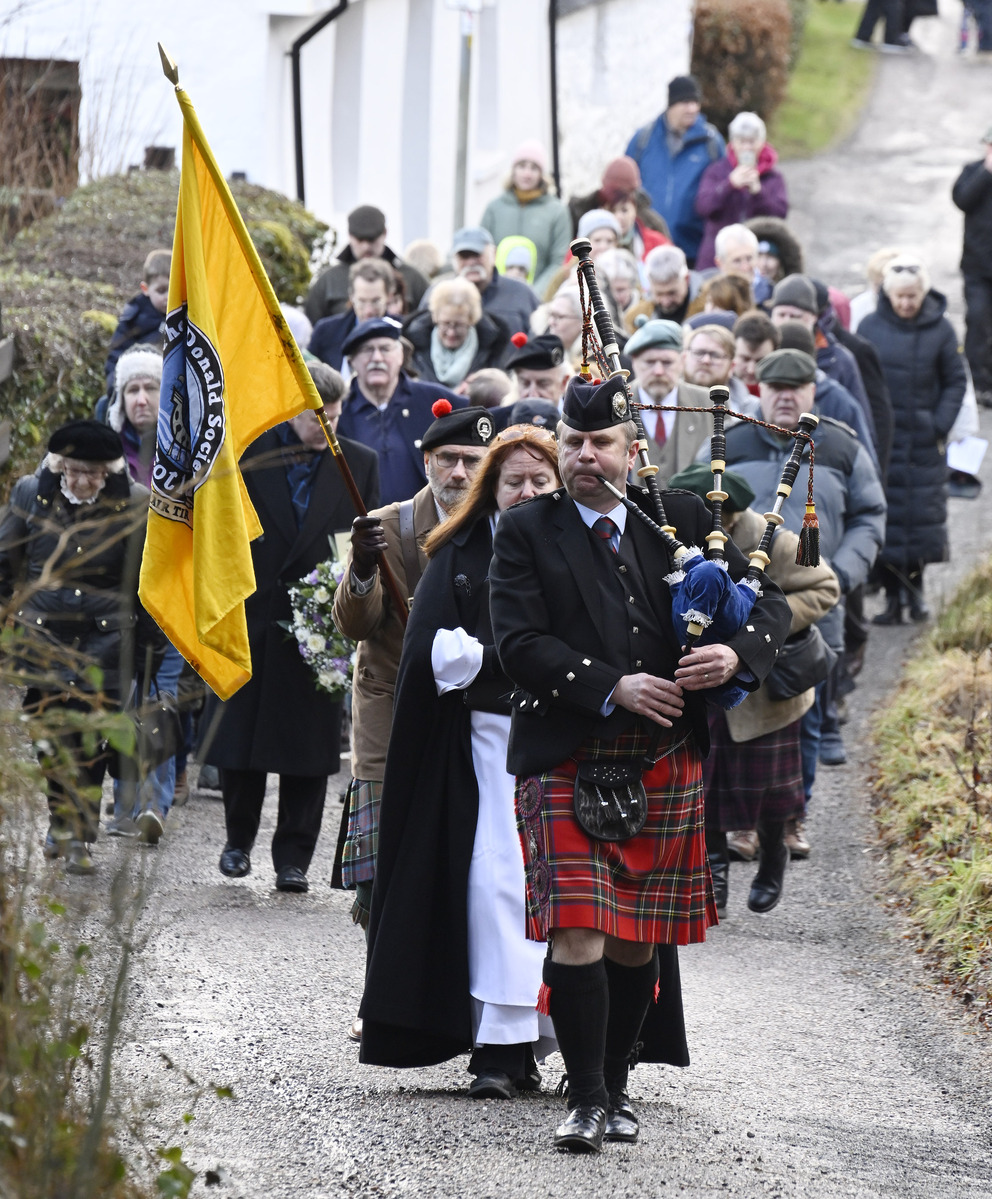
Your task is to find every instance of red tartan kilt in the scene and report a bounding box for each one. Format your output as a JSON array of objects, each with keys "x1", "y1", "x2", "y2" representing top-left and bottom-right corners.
[{"x1": 515, "y1": 733, "x2": 717, "y2": 946}]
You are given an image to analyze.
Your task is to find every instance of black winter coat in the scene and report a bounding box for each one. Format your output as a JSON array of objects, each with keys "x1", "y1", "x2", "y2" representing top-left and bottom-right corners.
[
  {"x1": 0, "y1": 466, "x2": 161, "y2": 699},
  {"x1": 858, "y1": 290, "x2": 966, "y2": 567},
  {"x1": 201, "y1": 430, "x2": 379, "y2": 776},
  {"x1": 401, "y1": 308, "x2": 511, "y2": 385},
  {"x1": 952, "y1": 159, "x2": 992, "y2": 280}
]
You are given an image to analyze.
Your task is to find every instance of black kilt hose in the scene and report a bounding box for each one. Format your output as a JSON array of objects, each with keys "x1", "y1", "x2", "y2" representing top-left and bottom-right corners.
[{"x1": 516, "y1": 730, "x2": 716, "y2": 945}]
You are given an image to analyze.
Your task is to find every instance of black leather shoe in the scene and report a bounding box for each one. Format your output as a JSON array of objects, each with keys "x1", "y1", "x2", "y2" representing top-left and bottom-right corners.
[
  {"x1": 708, "y1": 849, "x2": 729, "y2": 911},
  {"x1": 748, "y1": 828, "x2": 788, "y2": 914},
  {"x1": 219, "y1": 846, "x2": 251, "y2": 878},
  {"x1": 275, "y1": 865, "x2": 308, "y2": 892},
  {"x1": 907, "y1": 590, "x2": 930, "y2": 622},
  {"x1": 872, "y1": 594, "x2": 903, "y2": 625},
  {"x1": 467, "y1": 1070, "x2": 517, "y2": 1100},
  {"x1": 553, "y1": 1104, "x2": 606, "y2": 1153},
  {"x1": 515, "y1": 1048, "x2": 542, "y2": 1094},
  {"x1": 604, "y1": 1092, "x2": 639, "y2": 1143}
]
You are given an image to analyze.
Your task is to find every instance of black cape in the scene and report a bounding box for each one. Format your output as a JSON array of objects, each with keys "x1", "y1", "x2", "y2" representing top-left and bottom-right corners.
[
  {"x1": 359, "y1": 516, "x2": 503, "y2": 1067},
  {"x1": 360, "y1": 510, "x2": 690, "y2": 1070}
]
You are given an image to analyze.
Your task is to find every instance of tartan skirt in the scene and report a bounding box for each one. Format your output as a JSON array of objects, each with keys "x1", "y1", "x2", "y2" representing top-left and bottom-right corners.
[
  {"x1": 514, "y1": 729, "x2": 717, "y2": 946},
  {"x1": 702, "y1": 711, "x2": 805, "y2": 831},
  {"x1": 340, "y1": 778, "x2": 380, "y2": 888}
]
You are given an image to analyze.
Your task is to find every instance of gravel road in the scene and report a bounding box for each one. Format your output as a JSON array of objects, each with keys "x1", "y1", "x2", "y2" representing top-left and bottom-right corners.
[{"x1": 103, "y1": 9, "x2": 992, "y2": 1196}]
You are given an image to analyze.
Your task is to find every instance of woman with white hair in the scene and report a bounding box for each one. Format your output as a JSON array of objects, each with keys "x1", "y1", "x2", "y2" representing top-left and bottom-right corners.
[
  {"x1": 858, "y1": 254, "x2": 967, "y2": 624},
  {"x1": 402, "y1": 277, "x2": 511, "y2": 387},
  {"x1": 694, "y1": 111, "x2": 789, "y2": 271},
  {"x1": 106, "y1": 345, "x2": 163, "y2": 487},
  {"x1": 595, "y1": 247, "x2": 642, "y2": 314}
]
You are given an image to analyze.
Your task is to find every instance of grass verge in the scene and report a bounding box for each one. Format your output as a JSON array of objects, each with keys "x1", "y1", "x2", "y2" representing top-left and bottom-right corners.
[
  {"x1": 769, "y1": 0, "x2": 877, "y2": 158},
  {"x1": 871, "y1": 558, "x2": 992, "y2": 1025}
]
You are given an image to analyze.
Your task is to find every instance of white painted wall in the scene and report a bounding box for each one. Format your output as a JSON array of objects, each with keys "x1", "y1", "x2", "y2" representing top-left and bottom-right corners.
[{"x1": 0, "y1": 0, "x2": 691, "y2": 254}]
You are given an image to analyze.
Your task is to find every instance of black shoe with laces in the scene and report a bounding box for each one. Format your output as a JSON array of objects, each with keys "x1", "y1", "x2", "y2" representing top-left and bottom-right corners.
[
  {"x1": 604, "y1": 1090, "x2": 639, "y2": 1143},
  {"x1": 553, "y1": 1105, "x2": 606, "y2": 1153}
]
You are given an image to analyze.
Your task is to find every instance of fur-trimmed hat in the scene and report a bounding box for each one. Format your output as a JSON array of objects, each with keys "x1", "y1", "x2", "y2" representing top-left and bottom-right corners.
[{"x1": 110, "y1": 346, "x2": 163, "y2": 432}]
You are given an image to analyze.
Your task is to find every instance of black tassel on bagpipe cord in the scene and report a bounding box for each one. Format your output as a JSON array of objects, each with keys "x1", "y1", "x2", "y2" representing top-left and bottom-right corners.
[{"x1": 797, "y1": 503, "x2": 820, "y2": 567}]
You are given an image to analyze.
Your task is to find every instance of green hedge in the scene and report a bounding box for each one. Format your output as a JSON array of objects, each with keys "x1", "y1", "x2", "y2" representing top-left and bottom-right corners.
[
  {"x1": 690, "y1": 0, "x2": 794, "y2": 136},
  {"x1": 0, "y1": 172, "x2": 329, "y2": 494}
]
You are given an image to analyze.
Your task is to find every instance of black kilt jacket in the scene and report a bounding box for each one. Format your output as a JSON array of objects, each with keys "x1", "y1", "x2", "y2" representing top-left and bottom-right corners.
[{"x1": 489, "y1": 486, "x2": 792, "y2": 777}]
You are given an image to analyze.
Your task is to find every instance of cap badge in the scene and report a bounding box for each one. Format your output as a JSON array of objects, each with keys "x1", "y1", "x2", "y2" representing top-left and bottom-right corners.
[
  {"x1": 612, "y1": 394, "x2": 628, "y2": 419},
  {"x1": 476, "y1": 414, "x2": 494, "y2": 443}
]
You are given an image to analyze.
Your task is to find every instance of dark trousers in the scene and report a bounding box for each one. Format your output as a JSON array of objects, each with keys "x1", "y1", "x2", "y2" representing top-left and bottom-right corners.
[
  {"x1": 221, "y1": 768, "x2": 328, "y2": 872},
  {"x1": 856, "y1": 0, "x2": 906, "y2": 42},
  {"x1": 880, "y1": 559, "x2": 924, "y2": 598},
  {"x1": 25, "y1": 687, "x2": 108, "y2": 842},
  {"x1": 963, "y1": 275, "x2": 992, "y2": 395},
  {"x1": 967, "y1": 1, "x2": 992, "y2": 49}
]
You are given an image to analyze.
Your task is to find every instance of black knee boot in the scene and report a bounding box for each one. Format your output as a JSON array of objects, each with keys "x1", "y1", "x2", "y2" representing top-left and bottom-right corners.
[
  {"x1": 705, "y1": 827, "x2": 729, "y2": 910},
  {"x1": 747, "y1": 821, "x2": 788, "y2": 914}
]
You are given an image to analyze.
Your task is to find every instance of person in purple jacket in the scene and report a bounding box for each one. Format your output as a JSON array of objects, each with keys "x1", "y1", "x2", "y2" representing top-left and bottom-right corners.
[{"x1": 694, "y1": 113, "x2": 788, "y2": 272}]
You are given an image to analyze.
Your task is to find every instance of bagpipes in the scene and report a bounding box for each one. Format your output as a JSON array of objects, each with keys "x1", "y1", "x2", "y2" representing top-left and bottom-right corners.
[{"x1": 569, "y1": 237, "x2": 820, "y2": 687}]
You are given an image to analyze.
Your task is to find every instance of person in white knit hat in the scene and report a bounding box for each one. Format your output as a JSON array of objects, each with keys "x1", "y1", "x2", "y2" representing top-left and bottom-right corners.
[
  {"x1": 104, "y1": 343, "x2": 186, "y2": 842},
  {"x1": 105, "y1": 345, "x2": 163, "y2": 489}
]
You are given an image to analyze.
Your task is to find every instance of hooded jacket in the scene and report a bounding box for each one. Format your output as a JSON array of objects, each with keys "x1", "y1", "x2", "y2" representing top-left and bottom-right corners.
[{"x1": 858, "y1": 289, "x2": 967, "y2": 567}]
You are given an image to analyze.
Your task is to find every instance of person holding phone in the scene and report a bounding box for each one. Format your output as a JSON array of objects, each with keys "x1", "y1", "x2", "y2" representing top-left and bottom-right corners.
[{"x1": 694, "y1": 112, "x2": 789, "y2": 271}]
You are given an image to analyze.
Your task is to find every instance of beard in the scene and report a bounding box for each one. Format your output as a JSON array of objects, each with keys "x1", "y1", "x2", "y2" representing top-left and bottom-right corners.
[
  {"x1": 427, "y1": 460, "x2": 471, "y2": 513},
  {"x1": 639, "y1": 376, "x2": 677, "y2": 402}
]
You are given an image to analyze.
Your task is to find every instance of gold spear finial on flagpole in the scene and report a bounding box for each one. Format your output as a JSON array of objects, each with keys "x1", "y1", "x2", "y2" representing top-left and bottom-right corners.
[{"x1": 158, "y1": 43, "x2": 179, "y2": 85}]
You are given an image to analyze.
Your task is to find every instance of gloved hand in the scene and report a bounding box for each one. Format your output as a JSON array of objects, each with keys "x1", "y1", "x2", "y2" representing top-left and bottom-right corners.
[{"x1": 351, "y1": 515, "x2": 387, "y2": 580}]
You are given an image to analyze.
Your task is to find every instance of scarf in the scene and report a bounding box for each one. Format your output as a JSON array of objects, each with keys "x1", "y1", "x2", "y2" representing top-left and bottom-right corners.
[
  {"x1": 512, "y1": 185, "x2": 545, "y2": 205},
  {"x1": 430, "y1": 325, "x2": 478, "y2": 386}
]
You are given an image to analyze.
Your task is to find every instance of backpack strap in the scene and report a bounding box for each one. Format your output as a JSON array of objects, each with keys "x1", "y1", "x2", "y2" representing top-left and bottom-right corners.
[
  {"x1": 397, "y1": 499, "x2": 423, "y2": 606},
  {"x1": 704, "y1": 122, "x2": 723, "y2": 163},
  {"x1": 631, "y1": 120, "x2": 653, "y2": 164}
]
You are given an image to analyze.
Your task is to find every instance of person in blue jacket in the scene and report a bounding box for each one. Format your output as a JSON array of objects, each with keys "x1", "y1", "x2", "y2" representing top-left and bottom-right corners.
[
  {"x1": 336, "y1": 317, "x2": 468, "y2": 506},
  {"x1": 625, "y1": 75, "x2": 725, "y2": 266}
]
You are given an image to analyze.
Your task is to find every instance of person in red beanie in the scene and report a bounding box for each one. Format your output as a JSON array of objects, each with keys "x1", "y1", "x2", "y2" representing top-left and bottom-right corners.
[{"x1": 569, "y1": 156, "x2": 671, "y2": 263}]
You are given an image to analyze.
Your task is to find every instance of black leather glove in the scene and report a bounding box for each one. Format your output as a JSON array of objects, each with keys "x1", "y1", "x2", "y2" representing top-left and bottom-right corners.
[{"x1": 351, "y1": 515, "x2": 388, "y2": 581}]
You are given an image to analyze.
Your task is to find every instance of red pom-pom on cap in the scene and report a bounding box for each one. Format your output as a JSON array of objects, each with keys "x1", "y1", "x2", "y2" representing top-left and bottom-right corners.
[
  {"x1": 510, "y1": 332, "x2": 528, "y2": 347},
  {"x1": 432, "y1": 399, "x2": 453, "y2": 418}
]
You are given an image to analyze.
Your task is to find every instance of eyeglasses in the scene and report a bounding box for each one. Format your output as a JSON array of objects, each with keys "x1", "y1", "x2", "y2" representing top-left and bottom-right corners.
[
  {"x1": 891, "y1": 263, "x2": 922, "y2": 274},
  {"x1": 437, "y1": 320, "x2": 470, "y2": 333},
  {"x1": 687, "y1": 348, "x2": 730, "y2": 362},
  {"x1": 433, "y1": 451, "x2": 485, "y2": 470}
]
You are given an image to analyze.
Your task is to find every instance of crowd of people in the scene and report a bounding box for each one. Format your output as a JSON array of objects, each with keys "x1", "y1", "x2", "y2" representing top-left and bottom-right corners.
[{"x1": 0, "y1": 69, "x2": 984, "y2": 1155}]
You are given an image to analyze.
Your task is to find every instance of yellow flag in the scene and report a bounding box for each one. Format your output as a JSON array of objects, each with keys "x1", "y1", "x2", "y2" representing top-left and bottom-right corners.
[{"x1": 138, "y1": 83, "x2": 322, "y2": 700}]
